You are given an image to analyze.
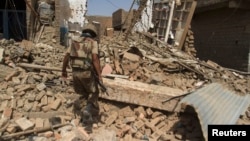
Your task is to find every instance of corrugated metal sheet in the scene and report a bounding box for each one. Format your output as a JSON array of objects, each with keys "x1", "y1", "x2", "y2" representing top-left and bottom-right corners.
[{"x1": 180, "y1": 83, "x2": 250, "y2": 141}]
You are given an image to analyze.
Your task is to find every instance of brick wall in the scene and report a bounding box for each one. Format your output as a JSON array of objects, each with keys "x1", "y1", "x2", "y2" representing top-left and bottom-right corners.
[
  {"x1": 112, "y1": 9, "x2": 134, "y2": 30},
  {"x1": 86, "y1": 16, "x2": 112, "y2": 36},
  {"x1": 192, "y1": 7, "x2": 250, "y2": 72}
]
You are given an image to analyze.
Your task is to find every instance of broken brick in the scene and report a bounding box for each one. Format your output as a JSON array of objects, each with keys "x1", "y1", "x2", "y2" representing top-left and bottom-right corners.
[
  {"x1": 15, "y1": 117, "x2": 35, "y2": 131},
  {"x1": 50, "y1": 99, "x2": 62, "y2": 110},
  {"x1": 36, "y1": 91, "x2": 46, "y2": 101},
  {"x1": 36, "y1": 83, "x2": 47, "y2": 91},
  {"x1": 105, "y1": 111, "x2": 118, "y2": 126},
  {"x1": 35, "y1": 118, "x2": 44, "y2": 129},
  {"x1": 150, "y1": 130, "x2": 164, "y2": 141},
  {"x1": 133, "y1": 120, "x2": 145, "y2": 130},
  {"x1": 2, "y1": 108, "x2": 12, "y2": 119}
]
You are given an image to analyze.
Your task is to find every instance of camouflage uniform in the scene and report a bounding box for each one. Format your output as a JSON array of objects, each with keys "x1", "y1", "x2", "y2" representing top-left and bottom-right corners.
[{"x1": 66, "y1": 36, "x2": 99, "y2": 111}]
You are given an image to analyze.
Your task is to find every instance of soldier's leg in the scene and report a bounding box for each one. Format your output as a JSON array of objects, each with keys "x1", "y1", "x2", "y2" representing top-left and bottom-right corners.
[
  {"x1": 82, "y1": 75, "x2": 100, "y2": 117},
  {"x1": 72, "y1": 71, "x2": 89, "y2": 99}
]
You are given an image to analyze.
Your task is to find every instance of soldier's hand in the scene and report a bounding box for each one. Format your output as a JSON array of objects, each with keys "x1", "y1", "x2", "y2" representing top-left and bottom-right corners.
[
  {"x1": 62, "y1": 71, "x2": 68, "y2": 78},
  {"x1": 98, "y1": 75, "x2": 103, "y2": 83}
]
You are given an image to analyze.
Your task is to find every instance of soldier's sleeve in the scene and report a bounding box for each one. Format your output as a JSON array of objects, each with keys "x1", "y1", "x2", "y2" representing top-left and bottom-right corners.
[{"x1": 92, "y1": 41, "x2": 98, "y2": 54}]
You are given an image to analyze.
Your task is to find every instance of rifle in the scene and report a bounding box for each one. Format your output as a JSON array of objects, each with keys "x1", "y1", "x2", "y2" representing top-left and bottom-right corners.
[
  {"x1": 93, "y1": 72, "x2": 108, "y2": 95},
  {"x1": 84, "y1": 59, "x2": 109, "y2": 95}
]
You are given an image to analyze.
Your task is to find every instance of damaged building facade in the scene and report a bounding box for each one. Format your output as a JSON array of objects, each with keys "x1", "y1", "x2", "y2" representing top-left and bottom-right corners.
[
  {"x1": 0, "y1": 0, "x2": 88, "y2": 43},
  {"x1": 193, "y1": 0, "x2": 250, "y2": 72}
]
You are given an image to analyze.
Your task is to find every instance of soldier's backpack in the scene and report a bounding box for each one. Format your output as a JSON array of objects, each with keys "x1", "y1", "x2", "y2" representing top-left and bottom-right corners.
[{"x1": 69, "y1": 36, "x2": 93, "y2": 70}]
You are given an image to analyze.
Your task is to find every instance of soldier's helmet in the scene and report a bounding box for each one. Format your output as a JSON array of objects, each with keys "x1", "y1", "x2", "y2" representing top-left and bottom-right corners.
[{"x1": 81, "y1": 23, "x2": 98, "y2": 38}]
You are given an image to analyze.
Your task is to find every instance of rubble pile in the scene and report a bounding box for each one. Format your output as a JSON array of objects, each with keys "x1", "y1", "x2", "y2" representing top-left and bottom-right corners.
[
  {"x1": 99, "y1": 33, "x2": 249, "y2": 94},
  {"x1": 0, "y1": 31, "x2": 249, "y2": 141}
]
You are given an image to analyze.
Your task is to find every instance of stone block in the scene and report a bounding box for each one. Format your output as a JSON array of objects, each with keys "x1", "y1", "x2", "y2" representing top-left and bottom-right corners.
[
  {"x1": 17, "y1": 84, "x2": 32, "y2": 93},
  {"x1": 50, "y1": 99, "x2": 62, "y2": 110},
  {"x1": 2, "y1": 107, "x2": 13, "y2": 119},
  {"x1": 31, "y1": 101, "x2": 40, "y2": 112},
  {"x1": 150, "y1": 130, "x2": 164, "y2": 141},
  {"x1": 105, "y1": 111, "x2": 118, "y2": 126},
  {"x1": 40, "y1": 95, "x2": 48, "y2": 106},
  {"x1": 6, "y1": 123, "x2": 17, "y2": 133},
  {"x1": 102, "y1": 104, "x2": 110, "y2": 112},
  {"x1": 146, "y1": 108, "x2": 153, "y2": 116},
  {"x1": 44, "y1": 118, "x2": 51, "y2": 127},
  {"x1": 134, "y1": 106, "x2": 146, "y2": 117},
  {"x1": 119, "y1": 106, "x2": 134, "y2": 117},
  {"x1": 123, "y1": 134, "x2": 133, "y2": 141},
  {"x1": 17, "y1": 99, "x2": 24, "y2": 108},
  {"x1": 36, "y1": 83, "x2": 47, "y2": 91},
  {"x1": 12, "y1": 77, "x2": 21, "y2": 84},
  {"x1": 11, "y1": 99, "x2": 17, "y2": 109},
  {"x1": 123, "y1": 116, "x2": 136, "y2": 123},
  {"x1": 0, "y1": 100, "x2": 9, "y2": 112},
  {"x1": 123, "y1": 52, "x2": 140, "y2": 62},
  {"x1": 55, "y1": 94, "x2": 67, "y2": 103},
  {"x1": 38, "y1": 131, "x2": 54, "y2": 138},
  {"x1": 15, "y1": 117, "x2": 35, "y2": 131},
  {"x1": 42, "y1": 105, "x2": 51, "y2": 112},
  {"x1": 26, "y1": 93, "x2": 36, "y2": 102},
  {"x1": 23, "y1": 100, "x2": 34, "y2": 112},
  {"x1": 36, "y1": 91, "x2": 46, "y2": 101},
  {"x1": 133, "y1": 120, "x2": 145, "y2": 130},
  {"x1": 35, "y1": 118, "x2": 44, "y2": 129},
  {"x1": 151, "y1": 111, "x2": 163, "y2": 119}
]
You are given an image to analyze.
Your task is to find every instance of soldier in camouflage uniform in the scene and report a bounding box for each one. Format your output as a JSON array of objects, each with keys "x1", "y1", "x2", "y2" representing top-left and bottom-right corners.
[{"x1": 61, "y1": 23, "x2": 102, "y2": 120}]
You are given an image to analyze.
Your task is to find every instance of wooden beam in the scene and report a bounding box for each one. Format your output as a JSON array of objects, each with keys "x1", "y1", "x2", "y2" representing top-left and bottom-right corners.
[
  {"x1": 16, "y1": 63, "x2": 186, "y2": 111},
  {"x1": 24, "y1": 0, "x2": 40, "y2": 19},
  {"x1": 178, "y1": 1, "x2": 197, "y2": 50},
  {"x1": 17, "y1": 63, "x2": 72, "y2": 73},
  {"x1": 100, "y1": 78, "x2": 186, "y2": 112}
]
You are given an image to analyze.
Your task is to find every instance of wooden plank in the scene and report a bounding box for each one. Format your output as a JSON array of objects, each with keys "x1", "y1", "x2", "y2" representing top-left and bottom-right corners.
[
  {"x1": 15, "y1": 63, "x2": 186, "y2": 111},
  {"x1": 17, "y1": 63, "x2": 72, "y2": 72},
  {"x1": 178, "y1": 1, "x2": 197, "y2": 50},
  {"x1": 100, "y1": 78, "x2": 185, "y2": 112}
]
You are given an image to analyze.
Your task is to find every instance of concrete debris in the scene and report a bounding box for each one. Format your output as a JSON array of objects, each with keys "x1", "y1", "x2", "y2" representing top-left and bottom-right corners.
[{"x1": 0, "y1": 28, "x2": 249, "y2": 141}]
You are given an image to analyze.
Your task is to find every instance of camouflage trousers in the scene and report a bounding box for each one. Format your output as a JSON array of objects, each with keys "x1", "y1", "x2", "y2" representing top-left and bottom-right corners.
[{"x1": 72, "y1": 68, "x2": 99, "y2": 108}]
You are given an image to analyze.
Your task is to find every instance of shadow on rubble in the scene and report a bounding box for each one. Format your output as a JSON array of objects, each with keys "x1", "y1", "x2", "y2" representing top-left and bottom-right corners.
[{"x1": 168, "y1": 105, "x2": 205, "y2": 141}]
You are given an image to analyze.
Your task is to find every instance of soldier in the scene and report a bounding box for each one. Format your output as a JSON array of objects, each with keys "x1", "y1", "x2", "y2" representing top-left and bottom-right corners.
[{"x1": 61, "y1": 23, "x2": 102, "y2": 121}]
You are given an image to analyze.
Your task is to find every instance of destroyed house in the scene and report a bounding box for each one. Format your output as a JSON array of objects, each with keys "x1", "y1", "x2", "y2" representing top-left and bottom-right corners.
[
  {"x1": 152, "y1": 0, "x2": 197, "y2": 49},
  {"x1": 0, "y1": 0, "x2": 89, "y2": 44},
  {"x1": 192, "y1": 0, "x2": 250, "y2": 72}
]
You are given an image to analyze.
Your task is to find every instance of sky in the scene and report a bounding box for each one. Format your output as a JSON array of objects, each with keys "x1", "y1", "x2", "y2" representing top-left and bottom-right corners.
[{"x1": 87, "y1": 0, "x2": 138, "y2": 16}]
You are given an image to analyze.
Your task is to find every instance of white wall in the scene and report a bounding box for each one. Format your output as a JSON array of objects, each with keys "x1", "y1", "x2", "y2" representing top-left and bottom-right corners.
[
  {"x1": 60, "y1": 0, "x2": 87, "y2": 30},
  {"x1": 133, "y1": 0, "x2": 154, "y2": 32}
]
